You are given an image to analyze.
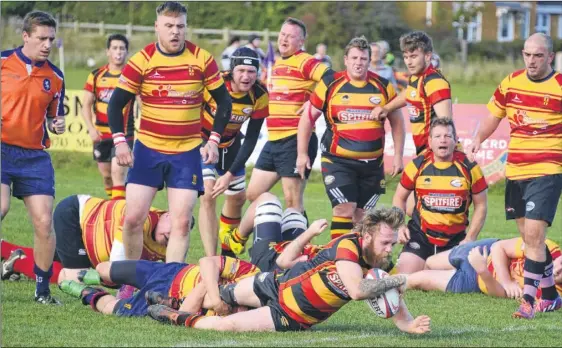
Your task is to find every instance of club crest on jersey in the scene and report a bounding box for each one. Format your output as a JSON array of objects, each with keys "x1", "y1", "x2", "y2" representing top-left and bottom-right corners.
[
  {"x1": 369, "y1": 96, "x2": 381, "y2": 105},
  {"x1": 450, "y1": 179, "x2": 462, "y2": 188},
  {"x1": 341, "y1": 95, "x2": 350, "y2": 104},
  {"x1": 422, "y1": 193, "x2": 462, "y2": 211},
  {"x1": 242, "y1": 107, "x2": 253, "y2": 115},
  {"x1": 42, "y1": 78, "x2": 51, "y2": 92},
  {"x1": 543, "y1": 95, "x2": 550, "y2": 106},
  {"x1": 410, "y1": 90, "x2": 417, "y2": 98}
]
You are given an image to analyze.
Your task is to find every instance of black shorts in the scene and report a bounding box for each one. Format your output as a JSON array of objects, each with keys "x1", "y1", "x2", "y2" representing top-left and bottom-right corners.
[
  {"x1": 53, "y1": 195, "x2": 92, "y2": 269},
  {"x1": 321, "y1": 154, "x2": 385, "y2": 209},
  {"x1": 255, "y1": 133, "x2": 318, "y2": 178},
  {"x1": 93, "y1": 138, "x2": 134, "y2": 163},
  {"x1": 505, "y1": 174, "x2": 562, "y2": 226},
  {"x1": 252, "y1": 271, "x2": 304, "y2": 332},
  {"x1": 249, "y1": 240, "x2": 280, "y2": 273},
  {"x1": 400, "y1": 221, "x2": 465, "y2": 261}
]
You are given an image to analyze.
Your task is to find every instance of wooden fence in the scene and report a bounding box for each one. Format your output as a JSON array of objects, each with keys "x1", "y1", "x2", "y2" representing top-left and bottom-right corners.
[{"x1": 58, "y1": 21, "x2": 278, "y2": 44}]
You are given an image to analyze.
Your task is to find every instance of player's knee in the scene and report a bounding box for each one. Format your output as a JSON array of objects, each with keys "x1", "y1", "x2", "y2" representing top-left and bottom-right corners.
[
  {"x1": 255, "y1": 192, "x2": 278, "y2": 205},
  {"x1": 96, "y1": 262, "x2": 111, "y2": 281},
  {"x1": 171, "y1": 215, "x2": 192, "y2": 236},
  {"x1": 332, "y1": 203, "x2": 356, "y2": 218},
  {"x1": 245, "y1": 186, "x2": 262, "y2": 203},
  {"x1": 32, "y1": 213, "x2": 53, "y2": 235},
  {"x1": 123, "y1": 212, "x2": 146, "y2": 231},
  {"x1": 199, "y1": 191, "x2": 216, "y2": 207},
  {"x1": 227, "y1": 191, "x2": 246, "y2": 208}
]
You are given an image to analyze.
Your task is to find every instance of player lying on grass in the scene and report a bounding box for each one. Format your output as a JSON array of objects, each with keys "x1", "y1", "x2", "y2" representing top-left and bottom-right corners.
[
  {"x1": 59, "y1": 256, "x2": 258, "y2": 317},
  {"x1": 147, "y1": 207, "x2": 431, "y2": 334},
  {"x1": 2, "y1": 194, "x2": 174, "y2": 298},
  {"x1": 406, "y1": 237, "x2": 562, "y2": 313}
]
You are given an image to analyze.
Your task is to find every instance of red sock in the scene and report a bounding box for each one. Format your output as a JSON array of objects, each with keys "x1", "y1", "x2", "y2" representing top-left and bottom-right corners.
[{"x1": 1, "y1": 240, "x2": 62, "y2": 283}]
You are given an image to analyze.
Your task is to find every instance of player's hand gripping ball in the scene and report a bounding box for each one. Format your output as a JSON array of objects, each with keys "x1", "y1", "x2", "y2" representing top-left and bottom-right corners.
[{"x1": 364, "y1": 268, "x2": 401, "y2": 318}]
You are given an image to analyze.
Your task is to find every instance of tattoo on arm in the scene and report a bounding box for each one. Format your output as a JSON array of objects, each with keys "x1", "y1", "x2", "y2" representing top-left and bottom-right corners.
[{"x1": 359, "y1": 275, "x2": 407, "y2": 298}]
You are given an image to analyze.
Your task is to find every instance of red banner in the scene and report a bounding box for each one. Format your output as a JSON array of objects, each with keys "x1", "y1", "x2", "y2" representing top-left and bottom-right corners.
[{"x1": 383, "y1": 104, "x2": 511, "y2": 184}]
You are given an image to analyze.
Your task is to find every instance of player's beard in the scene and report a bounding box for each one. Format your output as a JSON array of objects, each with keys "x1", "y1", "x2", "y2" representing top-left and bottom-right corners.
[{"x1": 364, "y1": 240, "x2": 391, "y2": 270}]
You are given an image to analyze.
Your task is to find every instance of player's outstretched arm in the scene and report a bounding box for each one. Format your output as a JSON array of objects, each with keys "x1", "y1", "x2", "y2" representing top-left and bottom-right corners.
[
  {"x1": 276, "y1": 219, "x2": 328, "y2": 269},
  {"x1": 336, "y1": 260, "x2": 407, "y2": 300},
  {"x1": 467, "y1": 246, "x2": 506, "y2": 298},
  {"x1": 466, "y1": 114, "x2": 502, "y2": 162},
  {"x1": 392, "y1": 298, "x2": 431, "y2": 334},
  {"x1": 179, "y1": 281, "x2": 208, "y2": 313}
]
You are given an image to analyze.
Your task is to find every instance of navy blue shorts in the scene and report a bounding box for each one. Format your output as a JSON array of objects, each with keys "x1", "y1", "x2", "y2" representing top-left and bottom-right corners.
[
  {"x1": 112, "y1": 260, "x2": 187, "y2": 317},
  {"x1": 445, "y1": 238, "x2": 499, "y2": 294},
  {"x1": 126, "y1": 140, "x2": 203, "y2": 193},
  {"x1": 1, "y1": 143, "x2": 55, "y2": 199}
]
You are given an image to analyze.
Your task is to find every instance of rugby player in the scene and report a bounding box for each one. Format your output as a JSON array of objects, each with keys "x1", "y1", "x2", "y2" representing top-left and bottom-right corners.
[
  {"x1": 59, "y1": 256, "x2": 258, "y2": 317},
  {"x1": 148, "y1": 207, "x2": 431, "y2": 335},
  {"x1": 199, "y1": 47, "x2": 269, "y2": 257},
  {"x1": 466, "y1": 33, "x2": 562, "y2": 319},
  {"x1": 297, "y1": 36, "x2": 405, "y2": 239},
  {"x1": 1, "y1": 11, "x2": 65, "y2": 304},
  {"x1": 82, "y1": 34, "x2": 134, "y2": 200},
  {"x1": 406, "y1": 237, "x2": 562, "y2": 313},
  {"x1": 393, "y1": 118, "x2": 488, "y2": 274},
  {"x1": 107, "y1": 1, "x2": 232, "y2": 263},
  {"x1": 246, "y1": 17, "x2": 333, "y2": 221}
]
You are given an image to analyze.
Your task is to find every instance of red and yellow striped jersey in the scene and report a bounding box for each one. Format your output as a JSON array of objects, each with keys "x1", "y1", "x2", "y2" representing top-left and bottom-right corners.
[
  {"x1": 84, "y1": 65, "x2": 135, "y2": 139},
  {"x1": 478, "y1": 238, "x2": 561, "y2": 296},
  {"x1": 487, "y1": 69, "x2": 562, "y2": 180},
  {"x1": 405, "y1": 66, "x2": 451, "y2": 155},
  {"x1": 310, "y1": 71, "x2": 396, "y2": 160},
  {"x1": 1, "y1": 47, "x2": 65, "y2": 149},
  {"x1": 118, "y1": 41, "x2": 224, "y2": 153},
  {"x1": 267, "y1": 50, "x2": 329, "y2": 141},
  {"x1": 168, "y1": 256, "x2": 259, "y2": 299},
  {"x1": 201, "y1": 72, "x2": 269, "y2": 148},
  {"x1": 400, "y1": 150, "x2": 488, "y2": 247},
  {"x1": 80, "y1": 197, "x2": 165, "y2": 267},
  {"x1": 272, "y1": 241, "x2": 323, "y2": 259},
  {"x1": 277, "y1": 233, "x2": 370, "y2": 327}
]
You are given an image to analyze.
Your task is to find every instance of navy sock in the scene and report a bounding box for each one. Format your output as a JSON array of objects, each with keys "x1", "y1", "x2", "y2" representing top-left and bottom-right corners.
[{"x1": 34, "y1": 264, "x2": 53, "y2": 297}]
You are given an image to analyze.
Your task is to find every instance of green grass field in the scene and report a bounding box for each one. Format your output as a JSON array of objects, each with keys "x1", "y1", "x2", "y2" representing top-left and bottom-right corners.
[{"x1": 1, "y1": 151, "x2": 561, "y2": 347}]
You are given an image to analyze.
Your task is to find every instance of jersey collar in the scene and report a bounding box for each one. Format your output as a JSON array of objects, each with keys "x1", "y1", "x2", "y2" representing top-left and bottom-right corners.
[
  {"x1": 281, "y1": 49, "x2": 303, "y2": 60},
  {"x1": 156, "y1": 42, "x2": 185, "y2": 57},
  {"x1": 526, "y1": 69, "x2": 555, "y2": 83},
  {"x1": 16, "y1": 46, "x2": 46, "y2": 67}
]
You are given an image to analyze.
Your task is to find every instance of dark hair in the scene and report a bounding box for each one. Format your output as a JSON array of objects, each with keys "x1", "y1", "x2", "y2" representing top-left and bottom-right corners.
[
  {"x1": 156, "y1": 1, "x2": 187, "y2": 16},
  {"x1": 399, "y1": 31, "x2": 433, "y2": 54},
  {"x1": 22, "y1": 11, "x2": 57, "y2": 35},
  {"x1": 345, "y1": 36, "x2": 371, "y2": 60},
  {"x1": 229, "y1": 36, "x2": 241, "y2": 46},
  {"x1": 283, "y1": 17, "x2": 307, "y2": 39},
  {"x1": 429, "y1": 117, "x2": 457, "y2": 139},
  {"x1": 106, "y1": 34, "x2": 129, "y2": 51}
]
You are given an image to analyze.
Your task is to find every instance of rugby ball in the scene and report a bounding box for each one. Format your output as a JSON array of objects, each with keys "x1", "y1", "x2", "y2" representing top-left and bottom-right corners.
[{"x1": 364, "y1": 268, "x2": 400, "y2": 319}]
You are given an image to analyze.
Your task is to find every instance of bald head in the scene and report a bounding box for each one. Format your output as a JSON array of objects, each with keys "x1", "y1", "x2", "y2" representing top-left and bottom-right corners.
[
  {"x1": 525, "y1": 33, "x2": 553, "y2": 53},
  {"x1": 522, "y1": 33, "x2": 554, "y2": 80}
]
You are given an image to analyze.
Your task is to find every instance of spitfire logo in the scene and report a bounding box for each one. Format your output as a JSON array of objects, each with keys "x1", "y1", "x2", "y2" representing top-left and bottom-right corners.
[
  {"x1": 422, "y1": 193, "x2": 462, "y2": 212},
  {"x1": 326, "y1": 270, "x2": 349, "y2": 295},
  {"x1": 337, "y1": 109, "x2": 373, "y2": 122},
  {"x1": 99, "y1": 89, "x2": 114, "y2": 103}
]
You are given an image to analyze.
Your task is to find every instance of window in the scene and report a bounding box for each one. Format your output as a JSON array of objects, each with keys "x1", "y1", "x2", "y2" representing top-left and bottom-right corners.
[
  {"x1": 519, "y1": 11, "x2": 530, "y2": 39},
  {"x1": 497, "y1": 11, "x2": 514, "y2": 42},
  {"x1": 535, "y1": 13, "x2": 551, "y2": 34},
  {"x1": 466, "y1": 12, "x2": 483, "y2": 42}
]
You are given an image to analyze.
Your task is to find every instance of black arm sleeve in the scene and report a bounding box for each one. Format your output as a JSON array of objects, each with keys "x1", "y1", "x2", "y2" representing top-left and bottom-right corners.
[
  {"x1": 227, "y1": 118, "x2": 264, "y2": 175},
  {"x1": 108, "y1": 87, "x2": 136, "y2": 135},
  {"x1": 208, "y1": 84, "x2": 232, "y2": 137}
]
